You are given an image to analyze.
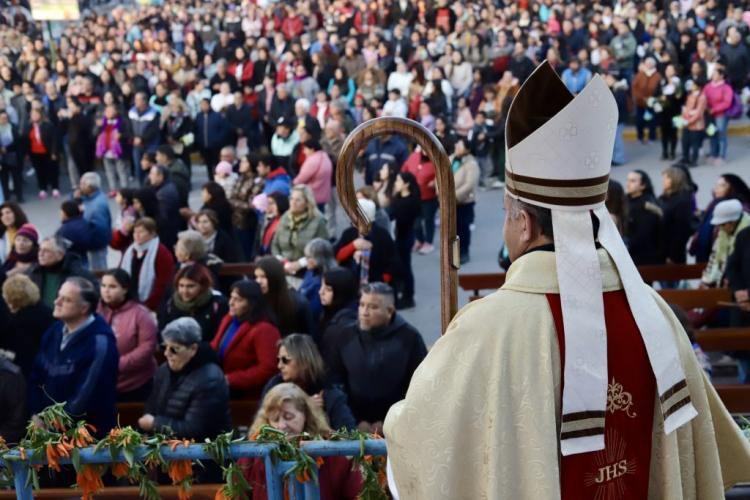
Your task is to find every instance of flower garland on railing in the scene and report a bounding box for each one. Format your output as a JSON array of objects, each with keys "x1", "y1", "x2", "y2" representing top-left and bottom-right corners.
[{"x1": 0, "y1": 404, "x2": 390, "y2": 500}]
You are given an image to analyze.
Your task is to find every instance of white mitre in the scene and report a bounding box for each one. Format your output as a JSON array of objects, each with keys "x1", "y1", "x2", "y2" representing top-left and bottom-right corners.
[{"x1": 505, "y1": 61, "x2": 697, "y2": 457}]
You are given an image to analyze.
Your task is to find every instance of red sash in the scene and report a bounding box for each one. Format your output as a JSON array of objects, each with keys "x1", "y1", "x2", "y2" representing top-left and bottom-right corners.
[{"x1": 547, "y1": 291, "x2": 656, "y2": 500}]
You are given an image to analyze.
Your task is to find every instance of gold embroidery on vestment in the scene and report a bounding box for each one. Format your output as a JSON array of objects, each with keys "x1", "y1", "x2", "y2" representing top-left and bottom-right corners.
[{"x1": 607, "y1": 377, "x2": 636, "y2": 418}]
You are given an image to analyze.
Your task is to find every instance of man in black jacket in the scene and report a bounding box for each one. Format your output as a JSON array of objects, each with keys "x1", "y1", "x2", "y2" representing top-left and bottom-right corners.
[
  {"x1": 327, "y1": 282, "x2": 426, "y2": 433},
  {"x1": 719, "y1": 26, "x2": 750, "y2": 91},
  {"x1": 0, "y1": 350, "x2": 26, "y2": 444},
  {"x1": 625, "y1": 170, "x2": 664, "y2": 265}
]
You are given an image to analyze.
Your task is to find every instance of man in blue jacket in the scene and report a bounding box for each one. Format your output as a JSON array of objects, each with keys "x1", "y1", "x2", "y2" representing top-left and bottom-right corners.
[
  {"x1": 363, "y1": 134, "x2": 409, "y2": 185},
  {"x1": 77, "y1": 172, "x2": 112, "y2": 271},
  {"x1": 28, "y1": 277, "x2": 119, "y2": 436},
  {"x1": 194, "y1": 98, "x2": 230, "y2": 181}
]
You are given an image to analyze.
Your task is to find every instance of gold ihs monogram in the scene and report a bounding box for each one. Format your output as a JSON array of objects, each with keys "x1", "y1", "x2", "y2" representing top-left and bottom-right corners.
[{"x1": 607, "y1": 378, "x2": 636, "y2": 418}]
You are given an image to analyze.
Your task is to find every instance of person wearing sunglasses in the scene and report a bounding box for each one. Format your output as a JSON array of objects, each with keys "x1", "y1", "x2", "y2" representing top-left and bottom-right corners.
[
  {"x1": 261, "y1": 334, "x2": 356, "y2": 431},
  {"x1": 139, "y1": 317, "x2": 231, "y2": 449},
  {"x1": 210, "y1": 279, "x2": 281, "y2": 398}
]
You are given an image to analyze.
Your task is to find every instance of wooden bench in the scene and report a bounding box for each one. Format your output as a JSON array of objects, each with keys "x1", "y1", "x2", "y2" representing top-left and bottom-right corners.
[
  {"x1": 657, "y1": 288, "x2": 732, "y2": 311},
  {"x1": 0, "y1": 484, "x2": 221, "y2": 499},
  {"x1": 116, "y1": 400, "x2": 259, "y2": 429},
  {"x1": 218, "y1": 262, "x2": 255, "y2": 277},
  {"x1": 655, "y1": 287, "x2": 750, "y2": 414},
  {"x1": 459, "y1": 263, "x2": 707, "y2": 300}
]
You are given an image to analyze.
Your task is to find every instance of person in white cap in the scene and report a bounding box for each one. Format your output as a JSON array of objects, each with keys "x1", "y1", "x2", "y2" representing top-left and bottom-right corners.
[
  {"x1": 701, "y1": 198, "x2": 750, "y2": 288},
  {"x1": 383, "y1": 61, "x2": 750, "y2": 499}
]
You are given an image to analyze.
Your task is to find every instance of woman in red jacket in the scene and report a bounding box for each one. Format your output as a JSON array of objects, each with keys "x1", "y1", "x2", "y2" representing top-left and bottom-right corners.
[
  {"x1": 241, "y1": 383, "x2": 362, "y2": 500},
  {"x1": 211, "y1": 279, "x2": 280, "y2": 398}
]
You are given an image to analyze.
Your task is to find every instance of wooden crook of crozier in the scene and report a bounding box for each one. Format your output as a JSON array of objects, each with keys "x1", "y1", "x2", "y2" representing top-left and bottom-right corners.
[{"x1": 335, "y1": 116, "x2": 459, "y2": 335}]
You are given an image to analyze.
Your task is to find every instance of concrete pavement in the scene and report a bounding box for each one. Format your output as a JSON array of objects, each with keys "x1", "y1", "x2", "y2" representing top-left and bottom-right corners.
[{"x1": 14, "y1": 135, "x2": 750, "y2": 346}]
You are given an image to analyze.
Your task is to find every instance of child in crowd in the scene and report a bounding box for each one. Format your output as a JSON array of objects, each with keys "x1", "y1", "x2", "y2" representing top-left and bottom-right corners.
[{"x1": 214, "y1": 161, "x2": 238, "y2": 198}]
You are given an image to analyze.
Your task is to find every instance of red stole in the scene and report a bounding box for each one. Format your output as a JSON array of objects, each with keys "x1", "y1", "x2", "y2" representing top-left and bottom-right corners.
[{"x1": 546, "y1": 290, "x2": 656, "y2": 500}]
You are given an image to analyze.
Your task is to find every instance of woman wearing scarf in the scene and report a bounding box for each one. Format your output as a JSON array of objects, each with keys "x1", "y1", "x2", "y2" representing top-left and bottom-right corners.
[
  {"x1": 210, "y1": 279, "x2": 280, "y2": 398},
  {"x1": 158, "y1": 263, "x2": 228, "y2": 342},
  {"x1": 271, "y1": 185, "x2": 328, "y2": 275},
  {"x1": 96, "y1": 104, "x2": 128, "y2": 196},
  {"x1": 118, "y1": 217, "x2": 175, "y2": 311},
  {"x1": 2, "y1": 223, "x2": 38, "y2": 276}
]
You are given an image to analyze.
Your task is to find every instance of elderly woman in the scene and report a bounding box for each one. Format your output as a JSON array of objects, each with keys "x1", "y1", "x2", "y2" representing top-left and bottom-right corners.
[
  {"x1": 0, "y1": 274, "x2": 53, "y2": 378},
  {"x1": 118, "y1": 217, "x2": 175, "y2": 311},
  {"x1": 241, "y1": 383, "x2": 362, "y2": 499},
  {"x1": 159, "y1": 263, "x2": 228, "y2": 342},
  {"x1": 210, "y1": 280, "x2": 280, "y2": 398},
  {"x1": 139, "y1": 317, "x2": 231, "y2": 441},
  {"x1": 97, "y1": 269, "x2": 158, "y2": 401},
  {"x1": 271, "y1": 185, "x2": 328, "y2": 272},
  {"x1": 262, "y1": 334, "x2": 356, "y2": 430},
  {"x1": 299, "y1": 238, "x2": 338, "y2": 323}
]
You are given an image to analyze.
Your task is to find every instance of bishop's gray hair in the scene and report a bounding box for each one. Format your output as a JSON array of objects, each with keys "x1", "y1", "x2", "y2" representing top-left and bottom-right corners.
[{"x1": 506, "y1": 194, "x2": 554, "y2": 238}]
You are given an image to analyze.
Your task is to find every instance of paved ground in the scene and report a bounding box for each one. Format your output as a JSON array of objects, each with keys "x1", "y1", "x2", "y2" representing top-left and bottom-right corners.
[{"x1": 17, "y1": 134, "x2": 750, "y2": 346}]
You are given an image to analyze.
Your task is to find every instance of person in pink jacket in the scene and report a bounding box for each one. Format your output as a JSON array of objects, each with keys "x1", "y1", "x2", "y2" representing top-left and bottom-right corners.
[
  {"x1": 97, "y1": 268, "x2": 158, "y2": 401},
  {"x1": 703, "y1": 66, "x2": 734, "y2": 164},
  {"x1": 293, "y1": 140, "x2": 332, "y2": 212}
]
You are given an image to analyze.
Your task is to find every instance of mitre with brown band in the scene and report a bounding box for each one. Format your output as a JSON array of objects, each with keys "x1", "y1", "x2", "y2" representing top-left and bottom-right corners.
[{"x1": 504, "y1": 61, "x2": 697, "y2": 456}]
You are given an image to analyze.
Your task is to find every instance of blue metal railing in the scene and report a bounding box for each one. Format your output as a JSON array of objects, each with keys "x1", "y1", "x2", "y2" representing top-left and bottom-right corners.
[{"x1": 0, "y1": 440, "x2": 387, "y2": 499}]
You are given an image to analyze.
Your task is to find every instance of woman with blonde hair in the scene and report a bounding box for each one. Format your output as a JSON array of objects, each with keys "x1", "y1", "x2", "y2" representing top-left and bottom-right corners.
[
  {"x1": 271, "y1": 185, "x2": 329, "y2": 274},
  {"x1": 242, "y1": 382, "x2": 362, "y2": 499},
  {"x1": 0, "y1": 274, "x2": 53, "y2": 377}
]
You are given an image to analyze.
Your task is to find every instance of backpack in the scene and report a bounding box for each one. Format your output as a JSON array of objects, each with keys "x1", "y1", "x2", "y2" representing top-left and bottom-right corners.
[{"x1": 726, "y1": 91, "x2": 743, "y2": 119}]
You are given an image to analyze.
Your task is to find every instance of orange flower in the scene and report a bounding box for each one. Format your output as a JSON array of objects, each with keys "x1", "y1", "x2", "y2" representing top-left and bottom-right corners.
[
  {"x1": 214, "y1": 487, "x2": 231, "y2": 500},
  {"x1": 177, "y1": 483, "x2": 193, "y2": 500},
  {"x1": 315, "y1": 456, "x2": 325, "y2": 468},
  {"x1": 111, "y1": 462, "x2": 130, "y2": 478},
  {"x1": 295, "y1": 467, "x2": 311, "y2": 483},
  {"x1": 46, "y1": 443, "x2": 61, "y2": 472},
  {"x1": 51, "y1": 418, "x2": 66, "y2": 432},
  {"x1": 76, "y1": 465, "x2": 104, "y2": 500},
  {"x1": 74, "y1": 424, "x2": 96, "y2": 447},
  {"x1": 168, "y1": 460, "x2": 193, "y2": 484}
]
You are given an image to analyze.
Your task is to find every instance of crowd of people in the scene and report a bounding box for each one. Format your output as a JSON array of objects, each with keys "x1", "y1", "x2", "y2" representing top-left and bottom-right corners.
[{"x1": 1, "y1": 0, "x2": 750, "y2": 492}]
